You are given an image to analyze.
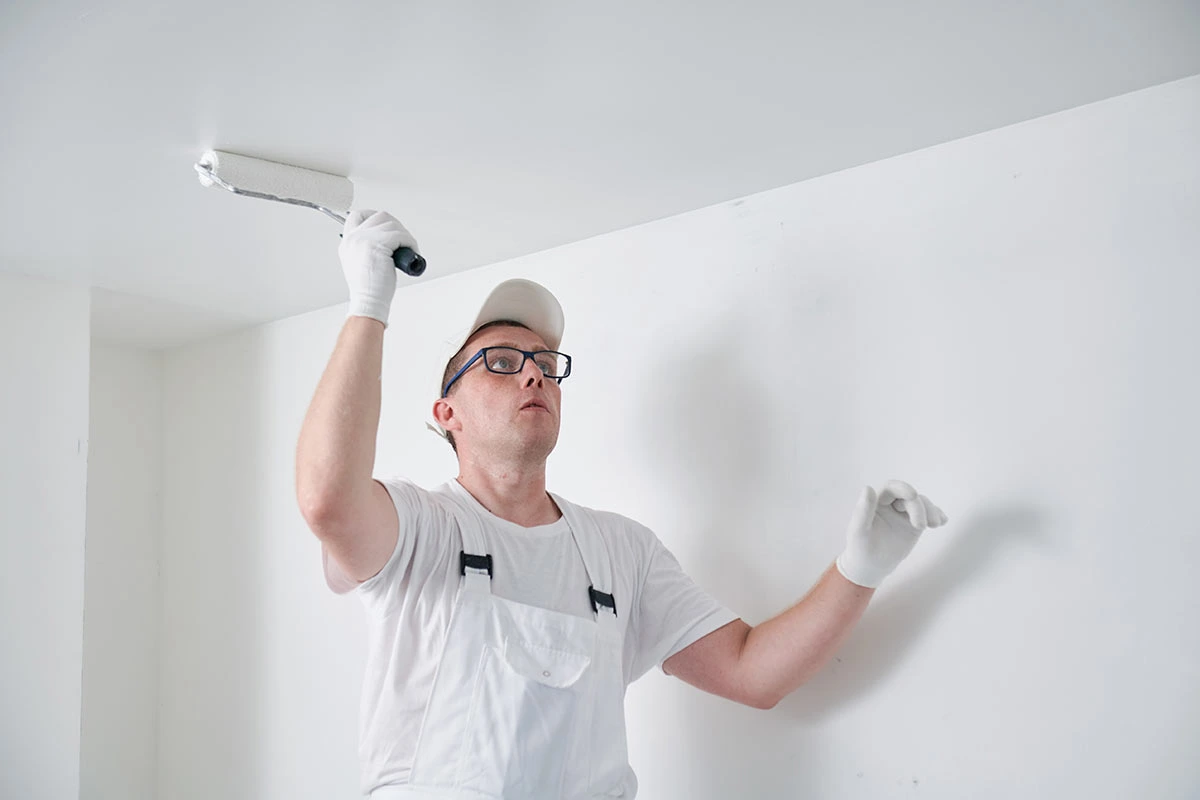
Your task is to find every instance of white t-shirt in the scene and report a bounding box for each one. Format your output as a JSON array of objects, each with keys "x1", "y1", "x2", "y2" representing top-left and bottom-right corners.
[{"x1": 324, "y1": 477, "x2": 740, "y2": 795}]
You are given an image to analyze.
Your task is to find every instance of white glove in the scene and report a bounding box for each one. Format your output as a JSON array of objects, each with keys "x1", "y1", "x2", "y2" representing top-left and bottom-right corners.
[
  {"x1": 835, "y1": 480, "x2": 948, "y2": 589},
  {"x1": 338, "y1": 210, "x2": 420, "y2": 326}
]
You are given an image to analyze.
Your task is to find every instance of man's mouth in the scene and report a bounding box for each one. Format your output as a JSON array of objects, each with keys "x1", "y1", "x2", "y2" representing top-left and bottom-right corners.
[{"x1": 521, "y1": 401, "x2": 547, "y2": 411}]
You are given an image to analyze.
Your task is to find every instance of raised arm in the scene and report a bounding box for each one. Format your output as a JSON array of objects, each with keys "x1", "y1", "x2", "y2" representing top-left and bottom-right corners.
[{"x1": 295, "y1": 210, "x2": 418, "y2": 583}]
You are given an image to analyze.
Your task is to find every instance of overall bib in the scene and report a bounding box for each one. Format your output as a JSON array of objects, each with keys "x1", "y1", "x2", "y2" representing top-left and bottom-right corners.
[{"x1": 371, "y1": 490, "x2": 636, "y2": 800}]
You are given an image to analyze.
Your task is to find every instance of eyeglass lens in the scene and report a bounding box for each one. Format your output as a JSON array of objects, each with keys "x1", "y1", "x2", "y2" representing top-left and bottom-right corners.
[{"x1": 484, "y1": 347, "x2": 568, "y2": 378}]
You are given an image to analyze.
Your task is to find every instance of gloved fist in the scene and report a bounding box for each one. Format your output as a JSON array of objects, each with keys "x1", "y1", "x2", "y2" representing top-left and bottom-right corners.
[
  {"x1": 835, "y1": 480, "x2": 948, "y2": 589},
  {"x1": 338, "y1": 210, "x2": 420, "y2": 326}
]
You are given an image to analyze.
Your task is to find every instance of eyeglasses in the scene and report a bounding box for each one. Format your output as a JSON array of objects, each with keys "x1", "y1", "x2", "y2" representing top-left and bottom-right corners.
[{"x1": 442, "y1": 346, "x2": 572, "y2": 397}]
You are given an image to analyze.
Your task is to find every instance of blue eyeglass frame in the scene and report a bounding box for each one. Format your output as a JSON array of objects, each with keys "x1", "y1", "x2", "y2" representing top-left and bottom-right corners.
[{"x1": 442, "y1": 346, "x2": 572, "y2": 397}]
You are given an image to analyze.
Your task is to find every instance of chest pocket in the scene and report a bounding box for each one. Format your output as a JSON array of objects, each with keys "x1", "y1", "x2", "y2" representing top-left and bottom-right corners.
[
  {"x1": 500, "y1": 637, "x2": 592, "y2": 688},
  {"x1": 457, "y1": 625, "x2": 594, "y2": 797}
]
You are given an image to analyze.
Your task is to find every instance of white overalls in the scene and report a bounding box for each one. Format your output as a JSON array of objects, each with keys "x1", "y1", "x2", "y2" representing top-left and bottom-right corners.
[{"x1": 371, "y1": 490, "x2": 637, "y2": 800}]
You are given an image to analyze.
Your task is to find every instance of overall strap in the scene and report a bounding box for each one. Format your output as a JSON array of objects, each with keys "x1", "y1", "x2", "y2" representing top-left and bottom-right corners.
[
  {"x1": 435, "y1": 483, "x2": 493, "y2": 595},
  {"x1": 550, "y1": 492, "x2": 620, "y2": 633}
]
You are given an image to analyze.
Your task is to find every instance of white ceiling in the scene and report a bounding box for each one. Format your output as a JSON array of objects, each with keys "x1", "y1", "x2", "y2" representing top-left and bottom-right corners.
[{"x1": 3, "y1": 1, "x2": 1198, "y2": 349}]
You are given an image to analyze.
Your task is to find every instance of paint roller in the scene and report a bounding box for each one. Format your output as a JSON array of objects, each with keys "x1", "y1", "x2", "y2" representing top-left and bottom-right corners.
[{"x1": 194, "y1": 150, "x2": 426, "y2": 276}]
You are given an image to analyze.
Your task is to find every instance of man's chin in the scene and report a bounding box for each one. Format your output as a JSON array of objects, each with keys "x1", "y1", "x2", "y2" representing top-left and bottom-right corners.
[
  {"x1": 529, "y1": 428, "x2": 560, "y2": 460},
  {"x1": 488, "y1": 429, "x2": 559, "y2": 463},
  {"x1": 532, "y1": 431, "x2": 559, "y2": 459}
]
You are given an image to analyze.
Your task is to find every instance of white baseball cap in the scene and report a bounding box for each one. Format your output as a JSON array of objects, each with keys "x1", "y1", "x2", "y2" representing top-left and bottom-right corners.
[{"x1": 427, "y1": 278, "x2": 565, "y2": 438}]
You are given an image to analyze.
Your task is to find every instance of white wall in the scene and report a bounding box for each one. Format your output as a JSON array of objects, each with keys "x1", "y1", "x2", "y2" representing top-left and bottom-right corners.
[
  {"x1": 157, "y1": 74, "x2": 1200, "y2": 799},
  {"x1": 0, "y1": 274, "x2": 90, "y2": 800},
  {"x1": 80, "y1": 342, "x2": 163, "y2": 800}
]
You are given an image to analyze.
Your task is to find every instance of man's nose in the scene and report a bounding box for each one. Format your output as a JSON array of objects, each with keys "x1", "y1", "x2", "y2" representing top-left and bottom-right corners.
[{"x1": 520, "y1": 358, "x2": 544, "y2": 387}]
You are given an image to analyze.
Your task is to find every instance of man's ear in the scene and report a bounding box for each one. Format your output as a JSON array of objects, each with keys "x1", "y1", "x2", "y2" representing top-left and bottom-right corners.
[{"x1": 432, "y1": 397, "x2": 461, "y2": 432}]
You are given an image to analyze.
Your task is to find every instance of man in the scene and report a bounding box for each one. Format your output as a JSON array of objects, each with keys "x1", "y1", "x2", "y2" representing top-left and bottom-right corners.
[{"x1": 296, "y1": 210, "x2": 949, "y2": 799}]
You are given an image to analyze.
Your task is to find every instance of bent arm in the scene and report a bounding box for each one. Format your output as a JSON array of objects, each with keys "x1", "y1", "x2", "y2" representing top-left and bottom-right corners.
[{"x1": 664, "y1": 562, "x2": 873, "y2": 709}]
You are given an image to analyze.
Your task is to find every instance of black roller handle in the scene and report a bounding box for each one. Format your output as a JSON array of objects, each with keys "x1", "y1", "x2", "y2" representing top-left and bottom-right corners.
[
  {"x1": 338, "y1": 233, "x2": 426, "y2": 277},
  {"x1": 393, "y1": 247, "x2": 426, "y2": 276}
]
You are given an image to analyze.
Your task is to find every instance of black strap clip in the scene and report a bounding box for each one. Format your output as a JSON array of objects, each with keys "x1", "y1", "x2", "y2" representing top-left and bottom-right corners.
[
  {"x1": 460, "y1": 551, "x2": 494, "y2": 578},
  {"x1": 589, "y1": 586, "x2": 617, "y2": 617}
]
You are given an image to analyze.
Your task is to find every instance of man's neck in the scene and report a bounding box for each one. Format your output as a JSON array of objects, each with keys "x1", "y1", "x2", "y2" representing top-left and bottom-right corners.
[{"x1": 455, "y1": 459, "x2": 561, "y2": 528}]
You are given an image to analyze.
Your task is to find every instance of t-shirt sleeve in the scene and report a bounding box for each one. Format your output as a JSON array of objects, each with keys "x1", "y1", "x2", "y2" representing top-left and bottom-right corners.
[
  {"x1": 321, "y1": 477, "x2": 448, "y2": 615},
  {"x1": 626, "y1": 523, "x2": 741, "y2": 683}
]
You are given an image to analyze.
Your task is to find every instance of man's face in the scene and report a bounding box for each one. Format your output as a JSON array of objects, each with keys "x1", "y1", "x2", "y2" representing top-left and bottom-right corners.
[{"x1": 436, "y1": 324, "x2": 562, "y2": 463}]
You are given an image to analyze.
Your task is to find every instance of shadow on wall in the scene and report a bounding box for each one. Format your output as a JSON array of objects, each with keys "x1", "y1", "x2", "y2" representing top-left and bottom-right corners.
[
  {"x1": 632, "y1": 274, "x2": 1051, "y2": 796},
  {"x1": 641, "y1": 309, "x2": 773, "y2": 607},
  {"x1": 782, "y1": 505, "x2": 1049, "y2": 722},
  {"x1": 635, "y1": 287, "x2": 836, "y2": 797},
  {"x1": 156, "y1": 335, "x2": 272, "y2": 799}
]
